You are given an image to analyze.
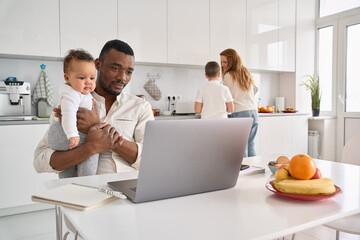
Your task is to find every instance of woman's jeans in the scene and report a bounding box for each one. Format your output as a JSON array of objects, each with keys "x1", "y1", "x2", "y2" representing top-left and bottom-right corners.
[{"x1": 230, "y1": 110, "x2": 259, "y2": 157}]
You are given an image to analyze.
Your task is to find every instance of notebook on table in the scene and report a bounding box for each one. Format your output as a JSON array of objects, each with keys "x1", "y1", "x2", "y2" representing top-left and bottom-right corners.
[{"x1": 108, "y1": 118, "x2": 253, "y2": 203}]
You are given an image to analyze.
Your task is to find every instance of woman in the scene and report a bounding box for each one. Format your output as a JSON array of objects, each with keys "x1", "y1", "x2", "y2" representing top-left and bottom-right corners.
[{"x1": 220, "y1": 48, "x2": 258, "y2": 157}]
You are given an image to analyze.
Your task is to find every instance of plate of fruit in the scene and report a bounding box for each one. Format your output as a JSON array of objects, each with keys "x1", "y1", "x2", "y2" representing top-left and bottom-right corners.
[
  {"x1": 282, "y1": 107, "x2": 298, "y2": 113},
  {"x1": 266, "y1": 154, "x2": 342, "y2": 201}
]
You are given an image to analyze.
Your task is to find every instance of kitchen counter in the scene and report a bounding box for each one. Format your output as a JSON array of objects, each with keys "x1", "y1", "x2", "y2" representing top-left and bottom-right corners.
[
  {"x1": 155, "y1": 112, "x2": 309, "y2": 120},
  {"x1": 258, "y1": 112, "x2": 309, "y2": 117},
  {"x1": 1, "y1": 112, "x2": 310, "y2": 125},
  {"x1": 0, "y1": 118, "x2": 50, "y2": 126}
]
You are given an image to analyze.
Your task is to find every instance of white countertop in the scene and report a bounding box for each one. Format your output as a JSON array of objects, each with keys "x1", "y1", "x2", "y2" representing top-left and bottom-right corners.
[
  {"x1": 51, "y1": 155, "x2": 360, "y2": 240},
  {"x1": 155, "y1": 112, "x2": 309, "y2": 120}
]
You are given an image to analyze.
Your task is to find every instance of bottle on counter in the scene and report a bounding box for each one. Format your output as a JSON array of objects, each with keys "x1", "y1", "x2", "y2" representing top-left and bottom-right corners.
[{"x1": 37, "y1": 99, "x2": 51, "y2": 118}]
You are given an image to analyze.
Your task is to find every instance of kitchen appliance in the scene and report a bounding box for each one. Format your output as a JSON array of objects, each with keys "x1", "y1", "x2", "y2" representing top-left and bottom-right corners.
[
  {"x1": 174, "y1": 100, "x2": 195, "y2": 115},
  {"x1": 0, "y1": 81, "x2": 32, "y2": 120}
]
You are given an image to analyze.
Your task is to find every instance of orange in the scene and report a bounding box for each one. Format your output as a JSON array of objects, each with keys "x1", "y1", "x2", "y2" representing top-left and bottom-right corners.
[
  {"x1": 266, "y1": 106, "x2": 274, "y2": 113},
  {"x1": 259, "y1": 107, "x2": 266, "y2": 112},
  {"x1": 288, "y1": 154, "x2": 316, "y2": 180}
]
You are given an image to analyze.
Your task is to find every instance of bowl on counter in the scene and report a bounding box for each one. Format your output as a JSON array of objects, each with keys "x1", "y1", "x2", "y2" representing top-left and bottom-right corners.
[
  {"x1": 268, "y1": 164, "x2": 279, "y2": 174},
  {"x1": 162, "y1": 111, "x2": 172, "y2": 116}
]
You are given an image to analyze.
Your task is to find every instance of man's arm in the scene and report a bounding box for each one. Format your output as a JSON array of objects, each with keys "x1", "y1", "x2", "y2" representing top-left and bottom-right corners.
[
  {"x1": 50, "y1": 123, "x2": 118, "y2": 171},
  {"x1": 111, "y1": 137, "x2": 138, "y2": 164}
]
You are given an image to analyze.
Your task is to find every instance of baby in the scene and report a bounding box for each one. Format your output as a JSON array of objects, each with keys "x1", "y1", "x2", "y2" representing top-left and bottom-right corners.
[{"x1": 47, "y1": 49, "x2": 98, "y2": 178}]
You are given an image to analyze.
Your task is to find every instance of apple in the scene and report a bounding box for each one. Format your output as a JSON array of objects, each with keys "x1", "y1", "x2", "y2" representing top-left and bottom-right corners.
[
  {"x1": 275, "y1": 165, "x2": 291, "y2": 181},
  {"x1": 311, "y1": 168, "x2": 322, "y2": 179}
]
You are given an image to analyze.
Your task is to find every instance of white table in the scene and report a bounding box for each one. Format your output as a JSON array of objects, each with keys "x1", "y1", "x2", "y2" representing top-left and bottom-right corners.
[{"x1": 47, "y1": 155, "x2": 360, "y2": 240}]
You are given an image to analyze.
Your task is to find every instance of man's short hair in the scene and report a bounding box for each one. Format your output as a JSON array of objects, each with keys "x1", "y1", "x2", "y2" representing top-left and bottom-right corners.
[
  {"x1": 99, "y1": 39, "x2": 134, "y2": 62},
  {"x1": 63, "y1": 49, "x2": 94, "y2": 74},
  {"x1": 205, "y1": 61, "x2": 220, "y2": 78}
]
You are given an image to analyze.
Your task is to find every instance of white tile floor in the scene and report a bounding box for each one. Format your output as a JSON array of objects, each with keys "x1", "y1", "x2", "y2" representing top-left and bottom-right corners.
[{"x1": 0, "y1": 208, "x2": 359, "y2": 240}]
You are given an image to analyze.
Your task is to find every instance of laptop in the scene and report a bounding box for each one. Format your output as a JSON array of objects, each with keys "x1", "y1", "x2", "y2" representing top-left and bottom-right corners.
[{"x1": 108, "y1": 117, "x2": 252, "y2": 203}]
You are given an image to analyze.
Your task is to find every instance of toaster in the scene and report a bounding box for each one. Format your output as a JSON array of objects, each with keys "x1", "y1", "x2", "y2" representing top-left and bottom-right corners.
[{"x1": 174, "y1": 101, "x2": 195, "y2": 115}]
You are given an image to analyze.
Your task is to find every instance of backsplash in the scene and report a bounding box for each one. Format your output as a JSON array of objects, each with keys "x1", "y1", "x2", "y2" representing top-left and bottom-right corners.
[{"x1": 0, "y1": 57, "x2": 280, "y2": 115}]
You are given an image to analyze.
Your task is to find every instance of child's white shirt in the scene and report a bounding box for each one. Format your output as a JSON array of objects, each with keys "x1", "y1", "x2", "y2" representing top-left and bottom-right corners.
[
  {"x1": 195, "y1": 80, "x2": 233, "y2": 119},
  {"x1": 58, "y1": 83, "x2": 93, "y2": 139}
]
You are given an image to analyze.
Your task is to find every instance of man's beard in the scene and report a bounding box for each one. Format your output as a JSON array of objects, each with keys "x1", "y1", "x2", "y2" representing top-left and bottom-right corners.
[{"x1": 98, "y1": 71, "x2": 127, "y2": 96}]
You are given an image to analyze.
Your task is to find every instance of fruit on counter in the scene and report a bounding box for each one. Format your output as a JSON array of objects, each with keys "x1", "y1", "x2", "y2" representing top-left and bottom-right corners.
[
  {"x1": 286, "y1": 107, "x2": 295, "y2": 111},
  {"x1": 310, "y1": 168, "x2": 322, "y2": 179},
  {"x1": 274, "y1": 165, "x2": 293, "y2": 181},
  {"x1": 266, "y1": 106, "x2": 274, "y2": 112},
  {"x1": 288, "y1": 154, "x2": 316, "y2": 180},
  {"x1": 271, "y1": 178, "x2": 336, "y2": 196},
  {"x1": 258, "y1": 106, "x2": 274, "y2": 113}
]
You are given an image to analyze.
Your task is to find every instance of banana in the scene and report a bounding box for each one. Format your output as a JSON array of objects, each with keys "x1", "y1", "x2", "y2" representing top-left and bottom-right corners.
[{"x1": 272, "y1": 178, "x2": 336, "y2": 196}]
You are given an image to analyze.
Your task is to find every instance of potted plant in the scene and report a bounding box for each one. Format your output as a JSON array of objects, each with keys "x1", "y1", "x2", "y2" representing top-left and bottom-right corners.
[{"x1": 301, "y1": 74, "x2": 321, "y2": 117}]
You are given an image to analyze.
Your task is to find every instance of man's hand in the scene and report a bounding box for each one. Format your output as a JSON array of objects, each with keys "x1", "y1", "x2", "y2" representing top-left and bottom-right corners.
[
  {"x1": 85, "y1": 123, "x2": 120, "y2": 154},
  {"x1": 53, "y1": 105, "x2": 62, "y2": 122},
  {"x1": 77, "y1": 108, "x2": 100, "y2": 134},
  {"x1": 53, "y1": 99, "x2": 100, "y2": 134}
]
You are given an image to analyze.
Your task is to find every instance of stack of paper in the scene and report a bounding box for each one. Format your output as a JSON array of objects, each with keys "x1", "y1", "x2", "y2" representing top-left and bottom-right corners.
[
  {"x1": 240, "y1": 166, "x2": 265, "y2": 176},
  {"x1": 32, "y1": 184, "x2": 117, "y2": 211}
]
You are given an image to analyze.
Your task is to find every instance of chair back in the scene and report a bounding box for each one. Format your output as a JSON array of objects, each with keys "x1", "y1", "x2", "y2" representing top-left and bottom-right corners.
[{"x1": 341, "y1": 134, "x2": 360, "y2": 165}]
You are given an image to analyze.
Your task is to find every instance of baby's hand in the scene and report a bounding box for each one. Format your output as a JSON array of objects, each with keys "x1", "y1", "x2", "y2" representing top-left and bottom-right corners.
[{"x1": 69, "y1": 136, "x2": 80, "y2": 149}]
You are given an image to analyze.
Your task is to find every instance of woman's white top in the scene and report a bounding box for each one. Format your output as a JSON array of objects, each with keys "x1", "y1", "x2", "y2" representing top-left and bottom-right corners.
[{"x1": 223, "y1": 73, "x2": 257, "y2": 112}]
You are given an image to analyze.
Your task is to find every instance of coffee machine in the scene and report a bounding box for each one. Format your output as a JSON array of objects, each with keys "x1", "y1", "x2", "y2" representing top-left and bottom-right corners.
[{"x1": 0, "y1": 81, "x2": 32, "y2": 120}]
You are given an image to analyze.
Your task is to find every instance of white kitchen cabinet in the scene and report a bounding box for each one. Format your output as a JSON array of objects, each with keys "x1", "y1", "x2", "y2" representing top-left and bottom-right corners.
[
  {"x1": 246, "y1": 0, "x2": 295, "y2": 71},
  {"x1": 209, "y1": 0, "x2": 246, "y2": 63},
  {"x1": 278, "y1": 0, "x2": 295, "y2": 72},
  {"x1": 255, "y1": 115, "x2": 308, "y2": 157},
  {"x1": 0, "y1": 0, "x2": 60, "y2": 57},
  {"x1": 60, "y1": 0, "x2": 117, "y2": 58},
  {"x1": 167, "y1": 0, "x2": 210, "y2": 65},
  {"x1": 0, "y1": 124, "x2": 57, "y2": 216},
  {"x1": 118, "y1": 0, "x2": 167, "y2": 63}
]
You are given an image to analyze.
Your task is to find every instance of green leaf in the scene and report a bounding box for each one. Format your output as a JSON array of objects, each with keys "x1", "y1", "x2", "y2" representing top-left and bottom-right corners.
[{"x1": 300, "y1": 73, "x2": 321, "y2": 109}]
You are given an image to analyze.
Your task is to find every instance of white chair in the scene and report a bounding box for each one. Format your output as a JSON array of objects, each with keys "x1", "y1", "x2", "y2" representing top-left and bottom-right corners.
[{"x1": 324, "y1": 134, "x2": 360, "y2": 240}]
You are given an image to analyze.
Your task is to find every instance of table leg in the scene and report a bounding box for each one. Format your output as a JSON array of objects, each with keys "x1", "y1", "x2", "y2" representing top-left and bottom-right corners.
[{"x1": 55, "y1": 205, "x2": 62, "y2": 240}]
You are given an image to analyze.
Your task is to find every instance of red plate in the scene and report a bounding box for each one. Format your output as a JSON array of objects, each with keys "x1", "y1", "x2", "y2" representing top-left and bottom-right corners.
[
  {"x1": 265, "y1": 182, "x2": 342, "y2": 201},
  {"x1": 282, "y1": 110, "x2": 298, "y2": 113}
]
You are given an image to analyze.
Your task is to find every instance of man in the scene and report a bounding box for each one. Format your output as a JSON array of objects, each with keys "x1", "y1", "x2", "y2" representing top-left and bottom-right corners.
[{"x1": 34, "y1": 40, "x2": 154, "y2": 175}]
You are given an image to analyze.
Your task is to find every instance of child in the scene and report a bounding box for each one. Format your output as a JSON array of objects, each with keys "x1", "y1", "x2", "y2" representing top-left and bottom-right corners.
[
  {"x1": 195, "y1": 61, "x2": 234, "y2": 119},
  {"x1": 47, "y1": 49, "x2": 98, "y2": 178}
]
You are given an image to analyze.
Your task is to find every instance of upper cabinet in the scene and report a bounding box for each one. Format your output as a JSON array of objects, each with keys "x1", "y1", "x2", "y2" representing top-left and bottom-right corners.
[
  {"x1": 0, "y1": 0, "x2": 60, "y2": 57},
  {"x1": 0, "y1": 0, "x2": 296, "y2": 71},
  {"x1": 209, "y1": 0, "x2": 246, "y2": 64},
  {"x1": 60, "y1": 0, "x2": 117, "y2": 58},
  {"x1": 167, "y1": 0, "x2": 210, "y2": 65},
  {"x1": 118, "y1": 0, "x2": 167, "y2": 63},
  {"x1": 246, "y1": 0, "x2": 295, "y2": 71},
  {"x1": 278, "y1": 0, "x2": 295, "y2": 72}
]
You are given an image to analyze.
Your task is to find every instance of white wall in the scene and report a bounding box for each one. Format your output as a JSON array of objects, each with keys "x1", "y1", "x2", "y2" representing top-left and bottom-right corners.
[{"x1": 0, "y1": 57, "x2": 280, "y2": 115}]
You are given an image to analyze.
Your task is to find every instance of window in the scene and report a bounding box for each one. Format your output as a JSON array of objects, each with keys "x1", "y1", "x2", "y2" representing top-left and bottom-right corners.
[
  {"x1": 345, "y1": 23, "x2": 360, "y2": 112},
  {"x1": 319, "y1": 0, "x2": 360, "y2": 17},
  {"x1": 318, "y1": 26, "x2": 333, "y2": 111}
]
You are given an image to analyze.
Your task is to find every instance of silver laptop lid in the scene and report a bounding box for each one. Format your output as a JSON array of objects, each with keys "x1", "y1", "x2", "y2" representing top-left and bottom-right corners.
[{"x1": 133, "y1": 118, "x2": 252, "y2": 203}]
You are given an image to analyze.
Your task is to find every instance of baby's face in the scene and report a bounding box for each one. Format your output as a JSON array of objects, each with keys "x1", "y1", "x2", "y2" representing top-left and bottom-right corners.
[{"x1": 65, "y1": 60, "x2": 96, "y2": 95}]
